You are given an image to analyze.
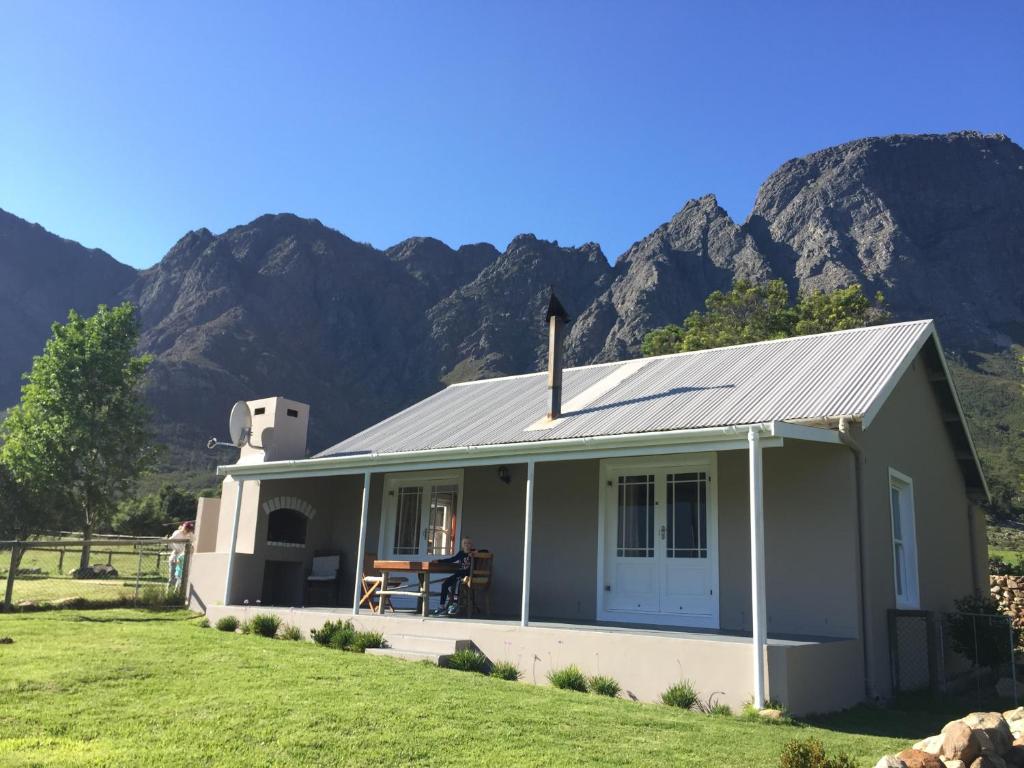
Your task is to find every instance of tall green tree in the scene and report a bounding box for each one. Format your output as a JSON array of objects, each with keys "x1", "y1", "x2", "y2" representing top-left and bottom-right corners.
[
  {"x1": 112, "y1": 484, "x2": 198, "y2": 537},
  {"x1": 641, "y1": 279, "x2": 888, "y2": 356},
  {"x1": 0, "y1": 302, "x2": 157, "y2": 568}
]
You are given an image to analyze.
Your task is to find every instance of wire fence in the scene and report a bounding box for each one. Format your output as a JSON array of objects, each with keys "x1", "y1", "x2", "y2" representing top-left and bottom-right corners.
[
  {"x1": 1, "y1": 537, "x2": 191, "y2": 611},
  {"x1": 889, "y1": 608, "x2": 1019, "y2": 706}
]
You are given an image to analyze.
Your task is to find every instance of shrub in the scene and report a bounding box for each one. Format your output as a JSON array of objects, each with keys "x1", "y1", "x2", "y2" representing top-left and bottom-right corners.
[
  {"x1": 709, "y1": 702, "x2": 732, "y2": 716},
  {"x1": 215, "y1": 616, "x2": 240, "y2": 632},
  {"x1": 311, "y1": 619, "x2": 354, "y2": 647},
  {"x1": 279, "y1": 624, "x2": 302, "y2": 641},
  {"x1": 778, "y1": 738, "x2": 855, "y2": 768},
  {"x1": 548, "y1": 665, "x2": 588, "y2": 692},
  {"x1": 693, "y1": 691, "x2": 727, "y2": 714},
  {"x1": 349, "y1": 631, "x2": 385, "y2": 653},
  {"x1": 328, "y1": 623, "x2": 357, "y2": 650},
  {"x1": 588, "y1": 675, "x2": 620, "y2": 697},
  {"x1": 197, "y1": 617, "x2": 210, "y2": 629},
  {"x1": 490, "y1": 661, "x2": 522, "y2": 681},
  {"x1": 446, "y1": 649, "x2": 489, "y2": 673},
  {"x1": 248, "y1": 613, "x2": 282, "y2": 638},
  {"x1": 661, "y1": 680, "x2": 699, "y2": 709},
  {"x1": 949, "y1": 594, "x2": 1012, "y2": 669}
]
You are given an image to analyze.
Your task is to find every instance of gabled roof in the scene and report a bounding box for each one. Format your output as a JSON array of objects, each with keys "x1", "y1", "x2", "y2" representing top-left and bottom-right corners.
[{"x1": 316, "y1": 320, "x2": 985, "y2": 497}]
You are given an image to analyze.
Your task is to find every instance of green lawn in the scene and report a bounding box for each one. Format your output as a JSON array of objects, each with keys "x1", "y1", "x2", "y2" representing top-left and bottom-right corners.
[
  {"x1": 2, "y1": 547, "x2": 168, "y2": 605},
  {"x1": 0, "y1": 610, "x2": 956, "y2": 767}
]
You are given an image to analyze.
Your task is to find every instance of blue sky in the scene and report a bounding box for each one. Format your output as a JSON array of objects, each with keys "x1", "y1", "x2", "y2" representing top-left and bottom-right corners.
[{"x1": 2, "y1": 2, "x2": 1022, "y2": 268}]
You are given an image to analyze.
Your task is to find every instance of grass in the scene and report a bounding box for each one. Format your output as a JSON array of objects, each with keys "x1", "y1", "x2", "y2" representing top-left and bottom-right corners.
[{"x1": 0, "y1": 610, "x2": 936, "y2": 767}]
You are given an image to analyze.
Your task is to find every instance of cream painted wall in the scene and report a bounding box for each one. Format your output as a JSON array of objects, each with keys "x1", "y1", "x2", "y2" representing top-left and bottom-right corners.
[{"x1": 857, "y1": 353, "x2": 985, "y2": 698}]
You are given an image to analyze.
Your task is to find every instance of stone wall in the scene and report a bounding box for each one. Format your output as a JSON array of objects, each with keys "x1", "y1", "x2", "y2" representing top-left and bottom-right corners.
[{"x1": 990, "y1": 575, "x2": 1024, "y2": 634}]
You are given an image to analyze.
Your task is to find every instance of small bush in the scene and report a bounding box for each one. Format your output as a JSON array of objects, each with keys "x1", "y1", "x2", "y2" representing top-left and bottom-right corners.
[
  {"x1": 661, "y1": 680, "x2": 699, "y2": 709},
  {"x1": 311, "y1": 619, "x2": 354, "y2": 647},
  {"x1": 215, "y1": 616, "x2": 239, "y2": 632},
  {"x1": 693, "y1": 690, "x2": 727, "y2": 714},
  {"x1": 778, "y1": 738, "x2": 855, "y2": 768},
  {"x1": 279, "y1": 624, "x2": 302, "y2": 641},
  {"x1": 709, "y1": 702, "x2": 732, "y2": 716},
  {"x1": 349, "y1": 631, "x2": 385, "y2": 653},
  {"x1": 490, "y1": 661, "x2": 522, "y2": 681},
  {"x1": 548, "y1": 665, "x2": 588, "y2": 692},
  {"x1": 248, "y1": 613, "x2": 282, "y2": 638},
  {"x1": 588, "y1": 675, "x2": 620, "y2": 697},
  {"x1": 239, "y1": 620, "x2": 252, "y2": 635},
  {"x1": 446, "y1": 649, "x2": 489, "y2": 673},
  {"x1": 197, "y1": 617, "x2": 210, "y2": 629}
]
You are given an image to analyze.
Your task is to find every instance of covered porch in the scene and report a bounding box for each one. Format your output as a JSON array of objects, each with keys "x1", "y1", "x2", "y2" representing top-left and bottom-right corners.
[{"x1": 189, "y1": 421, "x2": 866, "y2": 714}]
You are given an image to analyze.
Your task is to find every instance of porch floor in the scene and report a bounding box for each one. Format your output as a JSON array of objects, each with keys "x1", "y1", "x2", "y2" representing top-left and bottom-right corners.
[{"x1": 251, "y1": 604, "x2": 850, "y2": 647}]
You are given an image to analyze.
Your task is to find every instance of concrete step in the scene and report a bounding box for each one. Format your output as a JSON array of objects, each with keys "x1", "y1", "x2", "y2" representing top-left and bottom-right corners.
[
  {"x1": 382, "y1": 634, "x2": 472, "y2": 655},
  {"x1": 365, "y1": 647, "x2": 452, "y2": 665}
]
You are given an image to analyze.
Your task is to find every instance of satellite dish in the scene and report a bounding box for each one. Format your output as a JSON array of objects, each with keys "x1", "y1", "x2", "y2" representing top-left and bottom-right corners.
[
  {"x1": 259, "y1": 426, "x2": 276, "y2": 456},
  {"x1": 228, "y1": 401, "x2": 252, "y2": 447}
]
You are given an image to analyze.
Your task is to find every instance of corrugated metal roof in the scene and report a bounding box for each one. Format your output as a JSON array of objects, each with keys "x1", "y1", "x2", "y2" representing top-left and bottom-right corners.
[{"x1": 318, "y1": 320, "x2": 937, "y2": 457}]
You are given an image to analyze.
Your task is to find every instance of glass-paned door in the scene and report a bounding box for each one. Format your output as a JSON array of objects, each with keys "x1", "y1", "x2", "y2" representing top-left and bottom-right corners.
[
  {"x1": 604, "y1": 461, "x2": 717, "y2": 623},
  {"x1": 383, "y1": 475, "x2": 461, "y2": 560}
]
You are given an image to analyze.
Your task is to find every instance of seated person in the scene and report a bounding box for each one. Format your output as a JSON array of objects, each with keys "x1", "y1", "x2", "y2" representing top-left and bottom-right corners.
[{"x1": 432, "y1": 536, "x2": 474, "y2": 616}]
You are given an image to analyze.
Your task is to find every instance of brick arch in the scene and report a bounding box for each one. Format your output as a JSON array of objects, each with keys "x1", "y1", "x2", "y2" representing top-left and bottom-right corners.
[{"x1": 261, "y1": 496, "x2": 316, "y2": 520}]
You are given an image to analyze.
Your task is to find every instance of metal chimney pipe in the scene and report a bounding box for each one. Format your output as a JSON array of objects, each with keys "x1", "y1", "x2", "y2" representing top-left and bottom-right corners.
[{"x1": 545, "y1": 293, "x2": 570, "y2": 420}]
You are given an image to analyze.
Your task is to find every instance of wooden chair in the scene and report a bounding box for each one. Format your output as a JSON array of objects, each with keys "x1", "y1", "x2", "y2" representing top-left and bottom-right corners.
[
  {"x1": 359, "y1": 554, "x2": 408, "y2": 614},
  {"x1": 462, "y1": 551, "x2": 493, "y2": 619}
]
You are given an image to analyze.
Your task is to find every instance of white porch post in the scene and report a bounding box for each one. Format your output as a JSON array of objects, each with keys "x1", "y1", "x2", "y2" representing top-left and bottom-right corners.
[
  {"x1": 748, "y1": 427, "x2": 767, "y2": 708},
  {"x1": 520, "y1": 459, "x2": 536, "y2": 627},
  {"x1": 352, "y1": 471, "x2": 372, "y2": 615},
  {"x1": 222, "y1": 478, "x2": 246, "y2": 606}
]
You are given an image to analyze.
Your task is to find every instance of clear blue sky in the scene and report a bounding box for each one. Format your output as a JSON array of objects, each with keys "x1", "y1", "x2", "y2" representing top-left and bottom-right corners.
[{"x1": 2, "y1": 2, "x2": 1022, "y2": 268}]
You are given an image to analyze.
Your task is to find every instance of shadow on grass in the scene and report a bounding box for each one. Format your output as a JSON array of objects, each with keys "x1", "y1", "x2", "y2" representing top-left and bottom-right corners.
[
  {"x1": 69, "y1": 611, "x2": 188, "y2": 623},
  {"x1": 803, "y1": 691, "x2": 1015, "y2": 740}
]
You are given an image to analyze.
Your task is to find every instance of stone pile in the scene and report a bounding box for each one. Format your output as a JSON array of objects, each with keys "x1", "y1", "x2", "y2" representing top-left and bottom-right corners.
[
  {"x1": 876, "y1": 709, "x2": 1024, "y2": 768},
  {"x1": 990, "y1": 576, "x2": 1024, "y2": 634}
]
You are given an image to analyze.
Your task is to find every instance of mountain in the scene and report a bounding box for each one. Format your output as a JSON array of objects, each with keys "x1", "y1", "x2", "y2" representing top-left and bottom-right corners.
[
  {"x1": 0, "y1": 130, "x2": 1022, "y2": 508},
  {"x1": 0, "y1": 209, "x2": 136, "y2": 405}
]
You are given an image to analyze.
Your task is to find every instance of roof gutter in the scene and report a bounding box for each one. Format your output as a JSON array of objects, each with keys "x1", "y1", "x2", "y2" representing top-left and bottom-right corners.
[{"x1": 218, "y1": 422, "x2": 780, "y2": 480}]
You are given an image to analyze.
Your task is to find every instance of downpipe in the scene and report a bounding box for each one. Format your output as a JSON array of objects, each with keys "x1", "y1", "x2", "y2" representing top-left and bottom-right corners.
[{"x1": 838, "y1": 416, "x2": 875, "y2": 700}]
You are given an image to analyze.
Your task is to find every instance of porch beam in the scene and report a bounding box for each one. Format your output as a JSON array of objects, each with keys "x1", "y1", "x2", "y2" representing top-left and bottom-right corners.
[
  {"x1": 521, "y1": 459, "x2": 536, "y2": 627},
  {"x1": 351, "y1": 471, "x2": 372, "y2": 615},
  {"x1": 222, "y1": 478, "x2": 246, "y2": 606},
  {"x1": 748, "y1": 427, "x2": 768, "y2": 709}
]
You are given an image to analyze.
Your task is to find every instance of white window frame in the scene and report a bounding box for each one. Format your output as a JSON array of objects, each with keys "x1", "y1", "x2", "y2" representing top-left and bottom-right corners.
[
  {"x1": 377, "y1": 470, "x2": 464, "y2": 561},
  {"x1": 888, "y1": 468, "x2": 920, "y2": 610}
]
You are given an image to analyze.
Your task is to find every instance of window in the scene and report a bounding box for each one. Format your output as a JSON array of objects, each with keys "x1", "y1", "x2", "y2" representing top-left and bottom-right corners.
[
  {"x1": 616, "y1": 474, "x2": 655, "y2": 558},
  {"x1": 666, "y1": 472, "x2": 708, "y2": 559},
  {"x1": 382, "y1": 472, "x2": 462, "y2": 559},
  {"x1": 889, "y1": 470, "x2": 920, "y2": 609}
]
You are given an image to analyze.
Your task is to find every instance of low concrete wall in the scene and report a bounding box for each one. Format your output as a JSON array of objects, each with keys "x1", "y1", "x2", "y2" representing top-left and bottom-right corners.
[{"x1": 204, "y1": 605, "x2": 860, "y2": 715}]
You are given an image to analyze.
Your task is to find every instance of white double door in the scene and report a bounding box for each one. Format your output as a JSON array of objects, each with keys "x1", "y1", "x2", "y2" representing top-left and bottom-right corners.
[{"x1": 601, "y1": 456, "x2": 718, "y2": 627}]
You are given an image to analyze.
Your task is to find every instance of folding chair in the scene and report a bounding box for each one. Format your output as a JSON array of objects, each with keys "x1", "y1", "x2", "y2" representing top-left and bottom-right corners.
[
  {"x1": 462, "y1": 551, "x2": 493, "y2": 619},
  {"x1": 359, "y1": 554, "x2": 408, "y2": 614}
]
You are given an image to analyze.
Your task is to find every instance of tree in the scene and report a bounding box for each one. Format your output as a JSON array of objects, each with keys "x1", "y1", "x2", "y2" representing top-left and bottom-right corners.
[
  {"x1": 641, "y1": 279, "x2": 889, "y2": 356},
  {"x1": 112, "y1": 485, "x2": 198, "y2": 537},
  {"x1": 0, "y1": 303, "x2": 157, "y2": 568}
]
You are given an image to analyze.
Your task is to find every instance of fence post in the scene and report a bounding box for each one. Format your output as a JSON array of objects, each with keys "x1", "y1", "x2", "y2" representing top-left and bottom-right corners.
[
  {"x1": 3, "y1": 543, "x2": 19, "y2": 611},
  {"x1": 1009, "y1": 617, "x2": 1018, "y2": 707},
  {"x1": 179, "y1": 543, "x2": 191, "y2": 606},
  {"x1": 58, "y1": 548, "x2": 65, "y2": 574}
]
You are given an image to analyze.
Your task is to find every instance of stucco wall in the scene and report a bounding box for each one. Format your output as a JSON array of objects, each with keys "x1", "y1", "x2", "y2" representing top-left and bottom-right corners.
[{"x1": 857, "y1": 353, "x2": 984, "y2": 698}]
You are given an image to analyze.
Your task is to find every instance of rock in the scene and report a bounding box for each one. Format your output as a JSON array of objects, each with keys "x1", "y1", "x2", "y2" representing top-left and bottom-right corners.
[
  {"x1": 960, "y1": 713, "x2": 1013, "y2": 756},
  {"x1": 912, "y1": 735, "x2": 943, "y2": 755},
  {"x1": 1006, "y1": 709, "x2": 1024, "y2": 725},
  {"x1": 896, "y1": 749, "x2": 944, "y2": 768},
  {"x1": 758, "y1": 708, "x2": 784, "y2": 720},
  {"x1": 875, "y1": 758, "x2": 908, "y2": 768},
  {"x1": 969, "y1": 755, "x2": 1008, "y2": 768},
  {"x1": 0, "y1": 637, "x2": 12, "y2": 644},
  {"x1": 944, "y1": 721, "x2": 982, "y2": 764},
  {"x1": 944, "y1": 761, "x2": 965, "y2": 768},
  {"x1": 1004, "y1": 746, "x2": 1024, "y2": 767}
]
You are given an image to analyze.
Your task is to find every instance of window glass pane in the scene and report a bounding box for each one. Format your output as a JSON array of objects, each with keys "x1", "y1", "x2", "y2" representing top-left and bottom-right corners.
[
  {"x1": 393, "y1": 486, "x2": 422, "y2": 555},
  {"x1": 894, "y1": 541, "x2": 905, "y2": 596},
  {"x1": 617, "y1": 475, "x2": 654, "y2": 558},
  {"x1": 426, "y1": 484, "x2": 457, "y2": 556},
  {"x1": 666, "y1": 472, "x2": 707, "y2": 558},
  {"x1": 891, "y1": 487, "x2": 902, "y2": 540}
]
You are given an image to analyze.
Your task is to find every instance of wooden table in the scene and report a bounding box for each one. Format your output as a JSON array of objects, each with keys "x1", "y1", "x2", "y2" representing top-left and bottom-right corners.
[{"x1": 372, "y1": 559, "x2": 462, "y2": 617}]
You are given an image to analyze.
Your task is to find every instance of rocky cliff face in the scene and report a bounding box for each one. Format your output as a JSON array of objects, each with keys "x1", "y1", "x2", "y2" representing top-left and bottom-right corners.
[{"x1": 1, "y1": 130, "x2": 1022, "y2": 474}]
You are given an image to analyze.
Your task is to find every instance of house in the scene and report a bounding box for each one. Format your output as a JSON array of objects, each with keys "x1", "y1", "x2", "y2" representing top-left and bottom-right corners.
[{"x1": 188, "y1": 303, "x2": 989, "y2": 715}]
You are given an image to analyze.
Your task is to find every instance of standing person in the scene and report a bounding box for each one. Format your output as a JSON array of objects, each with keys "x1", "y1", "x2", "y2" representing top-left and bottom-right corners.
[
  {"x1": 432, "y1": 536, "x2": 473, "y2": 616},
  {"x1": 167, "y1": 520, "x2": 194, "y2": 590}
]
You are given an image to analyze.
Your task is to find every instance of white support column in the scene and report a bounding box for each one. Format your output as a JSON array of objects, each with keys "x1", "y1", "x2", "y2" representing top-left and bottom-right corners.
[
  {"x1": 222, "y1": 478, "x2": 246, "y2": 606},
  {"x1": 520, "y1": 460, "x2": 536, "y2": 627},
  {"x1": 748, "y1": 427, "x2": 767, "y2": 709},
  {"x1": 352, "y1": 471, "x2": 372, "y2": 615}
]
